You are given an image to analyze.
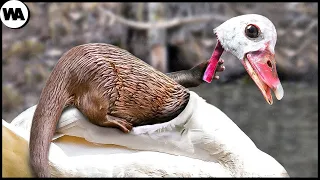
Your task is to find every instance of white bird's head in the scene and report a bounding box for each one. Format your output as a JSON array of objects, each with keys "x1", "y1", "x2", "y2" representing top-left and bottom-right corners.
[{"x1": 203, "y1": 14, "x2": 284, "y2": 105}]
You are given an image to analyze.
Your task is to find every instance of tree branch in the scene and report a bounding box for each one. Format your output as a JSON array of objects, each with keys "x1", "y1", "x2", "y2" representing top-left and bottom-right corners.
[{"x1": 104, "y1": 10, "x2": 229, "y2": 30}]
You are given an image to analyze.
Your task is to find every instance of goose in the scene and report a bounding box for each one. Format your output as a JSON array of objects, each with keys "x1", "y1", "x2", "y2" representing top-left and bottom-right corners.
[{"x1": 3, "y1": 14, "x2": 288, "y2": 177}]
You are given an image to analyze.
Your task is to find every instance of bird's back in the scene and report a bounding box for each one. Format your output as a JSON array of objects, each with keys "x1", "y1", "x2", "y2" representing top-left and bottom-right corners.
[{"x1": 2, "y1": 121, "x2": 33, "y2": 177}]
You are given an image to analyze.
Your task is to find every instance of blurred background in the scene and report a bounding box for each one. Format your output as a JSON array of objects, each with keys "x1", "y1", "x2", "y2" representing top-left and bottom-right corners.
[{"x1": 2, "y1": 2, "x2": 318, "y2": 177}]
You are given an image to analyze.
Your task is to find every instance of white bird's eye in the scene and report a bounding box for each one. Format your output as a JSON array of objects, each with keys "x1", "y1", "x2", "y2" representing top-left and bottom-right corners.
[{"x1": 245, "y1": 24, "x2": 260, "y2": 39}]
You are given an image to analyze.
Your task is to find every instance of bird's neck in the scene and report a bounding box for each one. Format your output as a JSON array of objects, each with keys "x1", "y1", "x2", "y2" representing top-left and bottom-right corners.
[{"x1": 187, "y1": 92, "x2": 287, "y2": 177}]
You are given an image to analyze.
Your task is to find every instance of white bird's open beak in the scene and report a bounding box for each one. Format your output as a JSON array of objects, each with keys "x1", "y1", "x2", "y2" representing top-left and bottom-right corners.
[
  {"x1": 203, "y1": 39, "x2": 284, "y2": 105},
  {"x1": 242, "y1": 48, "x2": 284, "y2": 105}
]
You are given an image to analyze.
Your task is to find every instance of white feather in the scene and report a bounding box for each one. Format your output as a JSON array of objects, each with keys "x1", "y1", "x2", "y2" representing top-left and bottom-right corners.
[
  {"x1": 214, "y1": 14, "x2": 277, "y2": 60},
  {"x1": 9, "y1": 91, "x2": 289, "y2": 177},
  {"x1": 4, "y1": 119, "x2": 230, "y2": 177}
]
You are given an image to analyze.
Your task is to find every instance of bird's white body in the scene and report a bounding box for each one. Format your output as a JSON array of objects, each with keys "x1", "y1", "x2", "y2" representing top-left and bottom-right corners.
[{"x1": 3, "y1": 91, "x2": 289, "y2": 177}]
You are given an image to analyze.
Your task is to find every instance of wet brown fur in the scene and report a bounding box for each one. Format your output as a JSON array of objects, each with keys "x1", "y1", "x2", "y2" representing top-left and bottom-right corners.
[{"x1": 29, "y1": 43, "x2": 190, "y2": 177}]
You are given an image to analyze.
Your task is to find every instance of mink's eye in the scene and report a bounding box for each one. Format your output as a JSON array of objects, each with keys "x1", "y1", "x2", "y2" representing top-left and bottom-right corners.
[{"x1": 245, "y1": 24, "x2": 260, "y2": 38}]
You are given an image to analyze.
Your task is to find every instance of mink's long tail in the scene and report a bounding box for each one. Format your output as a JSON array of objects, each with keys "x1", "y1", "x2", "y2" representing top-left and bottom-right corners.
[{"x1": 29, "y1": 67, "x2": 71, "y2": 177}]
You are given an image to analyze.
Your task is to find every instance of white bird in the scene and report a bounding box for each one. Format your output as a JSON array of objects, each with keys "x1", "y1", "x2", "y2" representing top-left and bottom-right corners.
[
  {"x1": 203, "y1": 14, "x2": 283, "y2": 105},
  {"x1": 4, "y1": 91, "x2": 288, "y2": 177},
  {"x1": 3, "y1": 14, "x2": 288, "y2": 177}
]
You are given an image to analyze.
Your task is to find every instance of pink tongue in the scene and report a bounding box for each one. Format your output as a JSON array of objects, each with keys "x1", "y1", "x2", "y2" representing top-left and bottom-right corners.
[{"x1": 203, "y1": 40, "x2": 224, "y2": 83}]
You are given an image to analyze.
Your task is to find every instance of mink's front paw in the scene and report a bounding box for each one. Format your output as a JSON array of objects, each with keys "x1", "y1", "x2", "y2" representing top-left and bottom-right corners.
[{"x1": 192, "y1": 58, "x2": 225, "y2": 82}]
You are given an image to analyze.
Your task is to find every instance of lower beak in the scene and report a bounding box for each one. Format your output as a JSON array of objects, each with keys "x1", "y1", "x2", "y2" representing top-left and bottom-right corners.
[{"x1": 241, "y1": 50, "x2": 284, "y2": 105}]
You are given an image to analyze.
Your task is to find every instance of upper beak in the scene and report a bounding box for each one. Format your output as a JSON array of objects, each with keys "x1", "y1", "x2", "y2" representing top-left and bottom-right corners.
[{"x1": 241, "y1": 48, "x2": 284, "y2": 105}]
